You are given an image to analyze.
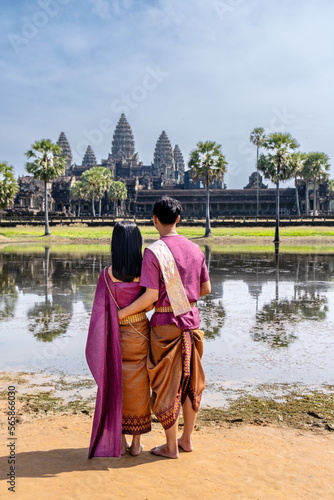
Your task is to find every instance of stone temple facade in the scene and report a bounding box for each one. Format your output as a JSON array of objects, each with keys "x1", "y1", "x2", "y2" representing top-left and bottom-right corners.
[
  {"x1": 15, "y1": 112, "x2": 314, "y2": 217},
  {"x1": 15, "y1": 114, "x2": 188, "y2": 214},
  {"x1": 63, "y1": 113, "x2": 186, "y2": 191},
  {"x1": 16, "y1": 114, "x2": 318, "y2": 217}
]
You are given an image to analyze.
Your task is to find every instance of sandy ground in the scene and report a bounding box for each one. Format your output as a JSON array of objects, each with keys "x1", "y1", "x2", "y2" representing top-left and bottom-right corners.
[{"x1": 0, "y1": 413, "x2": 333, "y2": 500}]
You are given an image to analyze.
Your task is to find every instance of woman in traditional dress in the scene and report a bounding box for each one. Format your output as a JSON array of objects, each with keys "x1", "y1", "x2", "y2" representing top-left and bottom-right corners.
[{"x1": 86, "y1": 220, "x2": 151, "y2": 458}]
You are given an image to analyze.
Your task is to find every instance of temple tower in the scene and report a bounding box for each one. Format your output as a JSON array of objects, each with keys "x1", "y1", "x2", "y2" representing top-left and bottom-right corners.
[
  {"x1": 82, "y1": 145, "x2": 97, "y2": 168},
  {"x1": 57, "y1": 132, "x2": 72, "y2": 174},
  {"x1": 173, "y1": 144, "x2": 185, "y2": 183},
  {"x1": 153, "y1": 131, "x2": 175, "y2": 181},
  {"x1": 111, "y1": 114, "x2": 136, "y2": 161}
]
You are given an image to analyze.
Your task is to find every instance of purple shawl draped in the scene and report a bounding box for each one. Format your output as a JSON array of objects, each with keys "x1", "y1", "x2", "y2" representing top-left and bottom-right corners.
[{"x1": 85, "y1": 268, "x2": 122, "y2": 458}]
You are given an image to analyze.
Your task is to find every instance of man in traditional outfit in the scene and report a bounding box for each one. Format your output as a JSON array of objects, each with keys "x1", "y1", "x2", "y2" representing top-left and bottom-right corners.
[{"x1": 118, "y1": 196, "x2": 211, "y2": 458}]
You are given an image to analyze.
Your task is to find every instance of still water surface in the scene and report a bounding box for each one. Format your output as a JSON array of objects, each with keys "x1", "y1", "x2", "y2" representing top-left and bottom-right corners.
[{"x1": 0, "y1": 246, "x2": 333, "y2": 405}]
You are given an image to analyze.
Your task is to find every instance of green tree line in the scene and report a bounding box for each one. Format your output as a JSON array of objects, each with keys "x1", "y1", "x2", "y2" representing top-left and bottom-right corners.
[{"x1": 249, "y1": 128, "x2": 331, "y2": 243}]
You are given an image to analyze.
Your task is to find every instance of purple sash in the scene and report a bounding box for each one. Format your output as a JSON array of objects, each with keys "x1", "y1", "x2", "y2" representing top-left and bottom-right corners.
[{"x1": 85, "y1": 269, "x2": 122, "y2": 458}]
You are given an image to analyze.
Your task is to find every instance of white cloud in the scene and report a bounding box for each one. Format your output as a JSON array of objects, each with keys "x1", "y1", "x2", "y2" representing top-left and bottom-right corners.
[
  {"x1": 2, "y1": 0, "x2": 334, "y2": 187},
  {"x1": 89, "y1": 0, "x2": 111, "y2": 19}
]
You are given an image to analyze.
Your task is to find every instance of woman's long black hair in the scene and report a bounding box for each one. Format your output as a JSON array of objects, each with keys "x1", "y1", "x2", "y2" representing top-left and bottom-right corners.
[{"x1": 111, "y1": 220, "x2": 143, "y2": 282}]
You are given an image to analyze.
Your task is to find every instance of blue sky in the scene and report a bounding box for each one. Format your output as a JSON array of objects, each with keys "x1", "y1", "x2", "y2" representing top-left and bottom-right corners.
[{"x1": 1, "y1": 0, "x2": 334, "y2": 188}]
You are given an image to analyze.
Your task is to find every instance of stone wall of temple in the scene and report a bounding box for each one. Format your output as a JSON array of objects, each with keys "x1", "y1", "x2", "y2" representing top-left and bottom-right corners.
[{"x1": 134, "y1": 188, "x2": 298, "y2": 218}]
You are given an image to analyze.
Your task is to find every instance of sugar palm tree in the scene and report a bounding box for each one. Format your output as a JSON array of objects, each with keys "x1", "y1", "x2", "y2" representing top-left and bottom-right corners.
[
  {"x1": 290, "y1": 152, "x2": 307, "y2": 217},
  {"x1": 188, "y1": 141, "x2": 228, "y2": 237},
  {"x1": 70, "y1": 179, "x2": 88, "y2": 217},
  {"x1": 26, "y1": 139, "x2": 66, "y2": 235},
  {"x1": 250, "y1": 127, "x2": 266, "y2": 218},
  {"x1": 0, "y1": 161, "x2": 19, "y2": 209},
  {"x1": 81, "y1": 167, "x2": 112, "y2": 216},
  {"x1": 258, "y1": 132, "x2": 299, "y2": 243},
  {"x1": 303, "y1": 152, "x2": 330, "y2": 214},
  {"x1": 108, "y1": 180, "x2": 127, "y2": 217}
]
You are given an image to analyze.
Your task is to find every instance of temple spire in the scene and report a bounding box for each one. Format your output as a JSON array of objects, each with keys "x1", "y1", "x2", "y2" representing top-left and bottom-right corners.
[
  {"x1": 57, "y1": 132, "x2": 72, "y2": 172},
  {"x1": 153, "y1": 131, "x2": 175, "y2": 180},
  {"x1": 82, "y1": 145, "x2": 97, "y2": 168},
  {"x1": 111, "y1": 114, "x2": 136, "y2": 161},
  {"x1": 173, "y1": 144, "x2": 185, "y2": 183}
]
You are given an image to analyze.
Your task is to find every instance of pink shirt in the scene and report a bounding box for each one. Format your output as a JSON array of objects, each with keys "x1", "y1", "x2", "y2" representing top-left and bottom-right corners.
[{"x1": 140, "y1": 235, "x2": 210, "y2": 330}]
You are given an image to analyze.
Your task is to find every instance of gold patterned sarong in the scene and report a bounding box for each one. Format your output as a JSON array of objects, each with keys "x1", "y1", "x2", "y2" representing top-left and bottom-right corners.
[
  {"x1": 147, "y1": 323, "x2": 205, "y2": 429},
  {"x1": 120, "y1": 318, "x2": 151, "y2": 435}
]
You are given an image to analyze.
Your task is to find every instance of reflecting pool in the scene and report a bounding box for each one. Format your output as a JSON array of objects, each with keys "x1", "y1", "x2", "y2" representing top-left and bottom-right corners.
[{"x1": 0, "y1": 245, "x2": 333, "y2": 406}]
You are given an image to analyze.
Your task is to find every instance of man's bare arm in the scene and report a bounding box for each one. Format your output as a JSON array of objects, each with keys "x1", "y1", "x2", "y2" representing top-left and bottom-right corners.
[
  {"x1": 118, "y1": 288, "x2": 159, "y2": 321},
  {"x1": 200, "y1": 280, "x2": 211, "y2": 297}
]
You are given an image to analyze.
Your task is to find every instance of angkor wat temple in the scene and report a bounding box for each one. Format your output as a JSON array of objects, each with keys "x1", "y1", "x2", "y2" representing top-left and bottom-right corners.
[{"x1": 15, "y1": 114, "x2": 330, "y2": 217}]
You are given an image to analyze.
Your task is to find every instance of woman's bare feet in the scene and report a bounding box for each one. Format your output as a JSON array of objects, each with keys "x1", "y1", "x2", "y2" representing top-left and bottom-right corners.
[
  {"x1": 150, "y1": 444, "x2": 179, "y2": 459},
  {"x1": 130, "y1": 443, "x2": 144, "y2": 456},
  {"x1": 129, "y1": 435, "x2": 143, "y2": 456},
  {"x1": 178, "y1": 437, "x2": 193, "y2": 452},
  {"x1": 121, "y1": 436, "x2": 130, "y2": 455}
]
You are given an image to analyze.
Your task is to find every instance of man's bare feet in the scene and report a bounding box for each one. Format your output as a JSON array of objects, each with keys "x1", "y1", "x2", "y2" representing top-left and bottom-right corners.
[
  {"x1": 150, "y1": 444, "x2": 179, "y2": 459},
  {"x1": 178, "y1": 437, "x2": 193, "y2": 452},
  {"x1": 130, "y1": 443, "x2": 144, "y2": 456}
]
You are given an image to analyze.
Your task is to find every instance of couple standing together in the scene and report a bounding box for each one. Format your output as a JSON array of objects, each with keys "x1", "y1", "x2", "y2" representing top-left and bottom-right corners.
[{"x1": 86, "y1": 196, "x2": 211, "y2": 459}]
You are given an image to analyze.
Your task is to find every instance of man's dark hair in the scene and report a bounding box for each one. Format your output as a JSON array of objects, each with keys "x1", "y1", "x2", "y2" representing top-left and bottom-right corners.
[
  {"x1": 153, "y1": 196, "x2": 182, "y2": 224},
  {"x1": 111, "y1": 220, "x2": 143, "y2": 282}
]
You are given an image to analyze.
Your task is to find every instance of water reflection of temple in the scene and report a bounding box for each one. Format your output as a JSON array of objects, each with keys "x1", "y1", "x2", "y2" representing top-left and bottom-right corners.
[
  {"x1": 0, "y1": 250, "x2": 333, "y2": 345},
  {"x1": 0, "y1": 251, "x2": 110, "y2": 342},
  {"x1": 208, "y1": 252, "x2": 334, "y2": 286},
  {"x1": 2, "y1": 250, "x2": 334, "y2": 301}
]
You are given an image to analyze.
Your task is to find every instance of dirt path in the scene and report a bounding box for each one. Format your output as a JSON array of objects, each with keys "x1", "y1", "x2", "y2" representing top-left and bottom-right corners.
[{"x1": 0, "y1": 413, "x2": 333, "y2": 500}]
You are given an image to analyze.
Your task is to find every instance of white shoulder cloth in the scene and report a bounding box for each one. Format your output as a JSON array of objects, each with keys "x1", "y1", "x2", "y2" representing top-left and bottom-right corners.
[{"x1": 148, "y1": 239, "x2": 191, "y2": 317}]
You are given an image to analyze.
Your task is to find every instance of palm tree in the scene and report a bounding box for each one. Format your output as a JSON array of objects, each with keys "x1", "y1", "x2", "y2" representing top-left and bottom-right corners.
[
  {"x1": 325, "y1": 179, "x2": 334, "y2": 213},
  {"x1": 327, "y1": 179, "x2": 334, "y2": 192},
  {"x1": 25, "y1": 139, "x2": 66, "y2": 235},
  {"x1": 303, "y1": 152, "x2": 330, "y2": 215},
  {"x1": 108, "y1": 180, "x2": 127, "y2": 217},
  {"x1": 188, "y1": 141, "x2": 228, "y2": 237},
  {"x1": 258, "y1": 132, "x2": 299, "y2": 243},
  {"x1": 290, "y1": 152, "x2": 306, "y2": 217},
  {"x1": 0, "y1": 161, "x2": 19, "y2": 209},
  {"x1": 249, "y1": 127, "x2": 266, "y2": 218},
  {"x1": 70, "y1": 180, "x2": 87, "y2": 217},
  {"x1": 81, "y1": 167, "x2": 112, "y2": 216},
  {"x1": 301, "y1": 166, "x2": 311, "y2": 216}
]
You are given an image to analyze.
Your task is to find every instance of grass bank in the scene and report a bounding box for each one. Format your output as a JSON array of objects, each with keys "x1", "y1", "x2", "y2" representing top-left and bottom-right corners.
[
  {"x1": 1, "y1": 224, "x2": 334, "y2": 241},
  {"x1": 2, "y1": 242, "x2": 334, "y2": 256}
]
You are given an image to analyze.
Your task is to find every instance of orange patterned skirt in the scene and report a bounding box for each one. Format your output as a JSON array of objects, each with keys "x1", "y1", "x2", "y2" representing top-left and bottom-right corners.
[
  {"x1": 120, "y1": 318, "x2": 151, "y2": 435},
  {"x1": 147, "y1": 323, "x2": 205, "y2": 429}
]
